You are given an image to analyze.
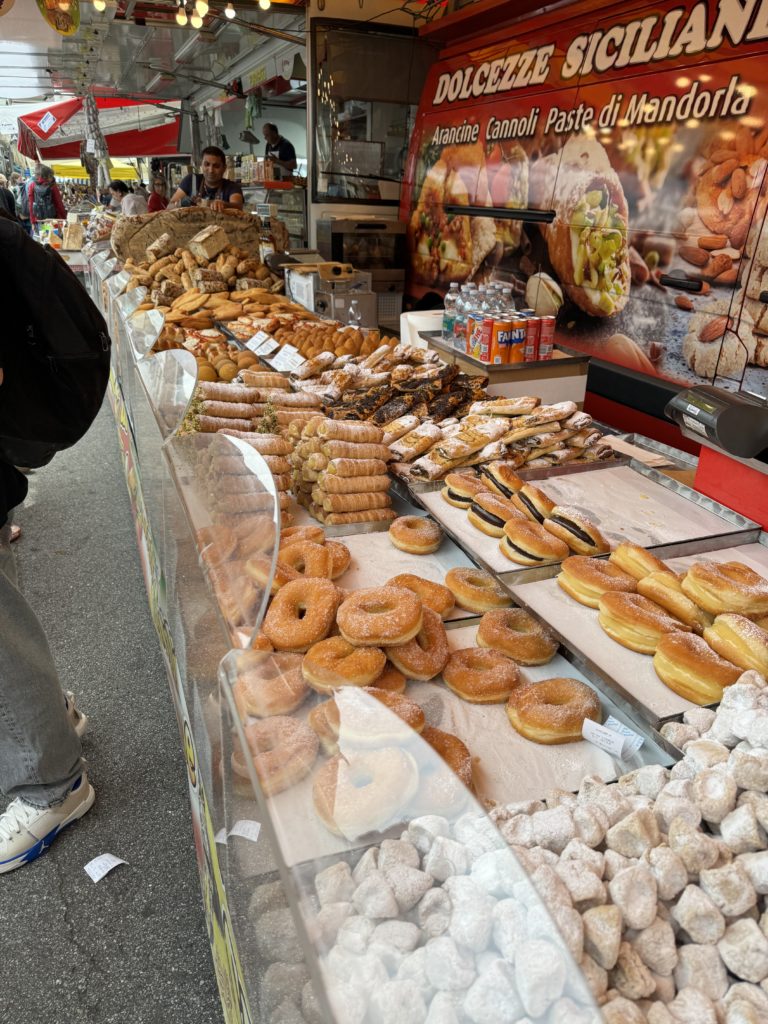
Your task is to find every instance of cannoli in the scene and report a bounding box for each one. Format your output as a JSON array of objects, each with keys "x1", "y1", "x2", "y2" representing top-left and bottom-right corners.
[
  {"x1": 219, "y1": 431, "x2": 292, "y2": 455},
  {"x1": 321, "y1": 441, "x2": 392, "y2": 461},
  {"x1": 325, "y1": 458, "x2": 389, "y2": 478},
  {"x1": 317, "y1": 420, "x2": 383, "y2": 444},
  {"x1": 319, "y1": 474, "x2": 391, "y2": 495},
  {"x1": 325, "y1": 509, "x2": 398, "y2": 525},
  {"x1": 322, "y1": 492, "x2": 392, "y2": 513}
]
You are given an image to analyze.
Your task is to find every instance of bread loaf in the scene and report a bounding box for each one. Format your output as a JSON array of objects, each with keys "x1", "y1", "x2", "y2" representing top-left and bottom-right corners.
[{"x1": 188, "y1": 224, "x2": 229, "y2": 262}]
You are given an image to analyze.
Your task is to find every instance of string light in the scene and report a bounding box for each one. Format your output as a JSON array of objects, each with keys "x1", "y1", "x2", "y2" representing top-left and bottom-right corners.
[
  {"x1": 224, "y1": 1, "x2": 235, "y2": 16},
  {"x1": 194, "y1": 0, "x2": 208, "y2": 14},
  {"x1": 175, "y1": 1, "x2": 188, "y2": 25},
  {"x1": 190, "y1": 11, "x2": 203, "y2": 26},
  {"x1": 258, "y1": 0, "x2": 271, "y2": 9}
]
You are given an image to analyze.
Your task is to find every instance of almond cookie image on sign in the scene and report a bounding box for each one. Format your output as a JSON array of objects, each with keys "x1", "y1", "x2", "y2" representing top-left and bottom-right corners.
[{"x1": 682, "y1": 299, "x2": 756, "y2": 379}]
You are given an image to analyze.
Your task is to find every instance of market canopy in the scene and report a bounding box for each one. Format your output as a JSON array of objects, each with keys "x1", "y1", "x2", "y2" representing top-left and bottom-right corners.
[
  {"x1": 51, "y1": 160, "x2": 139, "y2": 181},
  {"x1": 17, "y1": 96, "x2": 182, "y2": 160}
]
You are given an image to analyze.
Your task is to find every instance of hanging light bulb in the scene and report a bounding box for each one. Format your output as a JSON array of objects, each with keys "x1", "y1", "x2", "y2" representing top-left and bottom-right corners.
[
  {"x1": 175, "y1": 2, "x2": 188, "y2": 25},
  {"x1": 190, "y1": 11, "x2": 203, "y2": 27},
  {"x1": 93, "y1": 0, "x2": 106, "y2": 9},
  {"x1": 194, "y1": 0, "x2": 208, "y2": 15},
  {"x1": 258, "y1": 0, "x2": 271, "y2": 9},
  {"x1": 224, "y1": 1, "x2": 235, "y2": 17}
]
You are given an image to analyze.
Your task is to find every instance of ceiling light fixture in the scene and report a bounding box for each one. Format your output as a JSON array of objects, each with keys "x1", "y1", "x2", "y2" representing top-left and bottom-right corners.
[
  {"x1": 175, "y1": 2, "x2": 188, "y2": 25},
  {"x1": 258, "y1": 0, "x2": 271, "y2": 9},
  {"x1": 93, "y1": 0, "x2": 106, "y2": 9},
  {"x1": 194, "y1": 0, "x2": 209, "y2": 15},
  {"x1": 224, "y1": 1, "x2": 235, "y2": 17},
  {"x1": 190, "y1": 11, "x2": 203, "y2": 27}
]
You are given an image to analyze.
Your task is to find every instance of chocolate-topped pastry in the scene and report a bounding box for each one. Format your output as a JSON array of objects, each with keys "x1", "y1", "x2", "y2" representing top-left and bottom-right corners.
[
  {"x1": 544, "y1": 505, "x2": 611, "y2": 555},
  {"x1": 467, "y1": 492, "x2": 524, "y2": 538},
  {"x1": 510, "y1": 483, "x2": 556, "y2": 524}
]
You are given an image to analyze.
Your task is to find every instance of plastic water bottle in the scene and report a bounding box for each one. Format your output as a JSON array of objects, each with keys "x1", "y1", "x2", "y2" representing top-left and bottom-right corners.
[
  {"x1": 453, "y1": 284, "x2": 470, "y2": 351},
  {"x1": 442, "y1": 282, "x2": 459, "y2": 344},
  {"x1": 348, "y1": 298, "x2": 362, "y2": 329},
  {"x1": 501, "y1": 286, "x2": 514, "y2": 313}
]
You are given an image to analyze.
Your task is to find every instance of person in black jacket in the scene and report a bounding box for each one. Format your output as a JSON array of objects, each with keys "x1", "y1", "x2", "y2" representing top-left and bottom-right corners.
[
  {"x1": 0, "y1": 175, "x2": 16, "y2": 218},
  {"x1": 0, "y1": 214, "x2": 94, "y2": 873}
]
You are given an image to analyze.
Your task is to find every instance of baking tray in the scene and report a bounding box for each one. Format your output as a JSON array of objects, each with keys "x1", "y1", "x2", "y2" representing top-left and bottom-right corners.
[
  {"x1": 510, "y1": 540, "x2": 768, "y2": 727},
  {"x1": 414, "y1": 463, "x2": 760, "y2": 587}
]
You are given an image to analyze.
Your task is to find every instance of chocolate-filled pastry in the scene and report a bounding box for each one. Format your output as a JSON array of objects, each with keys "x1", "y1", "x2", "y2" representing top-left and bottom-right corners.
[
  {"x1": 478, "y1": 461, "x2": 525, "y2": 499},
  {"x1": 544, "y1": 505, "x2": 611, "y2": 555},
  {"x1": 510, "y1": 483, "x2": 556, "y2": 524},
  {"x1": 440, "y1": 472, "x2": 486, "y2": 509},
  {"x1": 467, "y1": 492, "x2": 524, "y2": 538},
  {"x1": 499, "y1": 518, "x2": 570, "y2": 566}
]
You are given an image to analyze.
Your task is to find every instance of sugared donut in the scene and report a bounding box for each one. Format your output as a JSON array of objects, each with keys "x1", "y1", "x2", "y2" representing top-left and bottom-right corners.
[
  {"x1": 231, "y1": 717, "x2": 319, "y2": 796},
  {"x1": 609, "y1": 541, "x2": 668, "y2": 580},
  {"x1": 507, "y1": 678, "x2": 601, "y2": 744},
  {"x1": 387, "y1": 573, "x2": 455, "y2": 618},
  {"x1": 637, "y1": 571, "x2": 713, "y2": 633},
  {"x1": 389, "y1": 515, "x2": 443, "y2": 555},
  {"x1": 302, "y1": 637, "x2": 386, "y2": 693},
  {"x1": 280, "y1": 525, "x2": 325, "y2": 547},
  {"x1": 370, "y1": 661, "x2": 406, "y2": 693},
  {"x1": 278, "y1": 541, "x2": 333, "y2": 579},
  {"x1": 232, "y1": 652, "x2": 308, "y2": 718},
  {"x1": 444, "y1": 567, "x2": 512, "y2": 614},
  {"x1": 544, "y1": 505, "x2": 611, "y2": 556},
  {"x1": 410, "y1": 726, "x2": 473, "y2": 818},
  {"x1": 597, "y1": 591, "x2": 690, "y2": 655},
  {"x1": 337, "y1": 586, "x2": 423, "y2": 647},
  {"x1": 312, "y1": 747, "x2": 419, "y2": 838},
  {"x1": 477, "y1": 608, "x2": 558, "y2": 665},
  {"x1": 308, "y1": 687, "x2": 425, "y2": 755},
  {"x1": 262, "y1": 577, "x2": 341, "y2": 652},
  {"x1": 557, "y1": 555, "x2": 637, "y2": 608},
  {"x1": 325, "y1": 540, "x2": 352, "y2": 579},
  {"x1": 653, "y1": 631, "x2": 742, "y2": 705},
  {"x1": 246, "y1": 554, "x2": 299, "y2": 594},
  {"x1": 681, "y1": 561, "x2": 768, "y2": 617},
  {"x1": 385, "y1": 607, "x2": 450, "y2": 681},
  {"x1": 443, "y1": 648, "x2": 520, "y2": 703},
  {"x1": 704, "y1": 613, "x2": 768, "y2": 676},
  {"x1": 198, "y1": 527, "x2": 238, "y2": 569}
]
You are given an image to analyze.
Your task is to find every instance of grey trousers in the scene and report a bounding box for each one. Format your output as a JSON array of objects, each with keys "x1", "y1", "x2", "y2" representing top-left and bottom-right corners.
[{"x1": 0, "y1": 521, "x2": 83, "y2": 807}]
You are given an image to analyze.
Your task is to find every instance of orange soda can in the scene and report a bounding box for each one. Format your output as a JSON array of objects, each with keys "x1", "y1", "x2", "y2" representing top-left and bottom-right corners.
[{"x1": 506, "y1": 315, "x2": 527, "y2": 363}]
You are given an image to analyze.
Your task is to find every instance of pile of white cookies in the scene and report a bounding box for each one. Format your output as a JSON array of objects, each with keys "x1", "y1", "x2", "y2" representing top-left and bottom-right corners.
[{"x1": 301, "y1": 668, "x2": 768, "y2": 1024}]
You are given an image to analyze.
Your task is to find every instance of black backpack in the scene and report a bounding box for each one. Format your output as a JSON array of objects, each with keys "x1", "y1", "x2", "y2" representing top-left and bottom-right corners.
[
  {"x1": 31, "y1": 180, "x2": 56, "y2": 220},
  {"x1": 0, "y1": 218, "x2": 111, "y2": 467}
]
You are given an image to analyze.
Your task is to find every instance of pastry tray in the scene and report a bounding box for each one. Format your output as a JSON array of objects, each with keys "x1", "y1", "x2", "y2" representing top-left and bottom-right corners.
[
  {"x1": 230, "y1": 622, "x2": 670, "y2": 869},
  {"x1": 415, "y1": 463, "x2": 760, "y2": 586},
  {"x1": 510, "y1": 539, "x2": 768, "y2": 727}
]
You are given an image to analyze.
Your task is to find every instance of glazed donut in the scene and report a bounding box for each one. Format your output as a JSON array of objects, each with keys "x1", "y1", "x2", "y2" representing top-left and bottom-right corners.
[
  {"x1": 609, "y1": 541, "x2": 668, "y2": 580},
  {"x1": 410, "y1": 726, "x2": 473, "y2": 818},
  {"x1": 246, "y1": 555, "x2": 299, "y2": 594},
  {"x1": 312, "y1": 747, "x2": 419, "y2": 838},
  {"x1": 477, "y1": 608, "x2": 558, "y2": 665},
  {"x1": 262, "y1": 577, "x2": 341, "y2": 652},
  {"x1": 308, "y1": 686, "x2": 425, "y2": 754},
  {"x1": 337, "y1": 586, "x2": 423, "y2": 646},
  {"x1": 278, "y1": 541, "x2": 333, "y2": 579},
  {"x1": 557, "y1": 555, "x2": 637, "y2": 608},
  {"x1": 444, "y1": 567, "x2": 512, "y2": 614},
  {"x1": 507, "y1": 678, "x2": 601, "y2": 744},
  {"x1": 544, "y1": 506, "x2": 611, "y2": 556},
  {"x1": 387, "y1": 573, "x2": 455, "y2": 619},
  {"x1": 370, "y1": 661, "x2": 407, "y2": 693},
  {"x1": 389, "y1": 515, "x2": 443, "y2": 555},
  {"x1": 597, "y1": 591, "x2": 691, "y2": 655},
  {"x1": 653, "y1": 632, "x2": 742, "y2": 705},
  {"x1": 385, "y1": 607, "x2": 450, "y2": 681},
  {"x1": 703, "y1": 613, "x2": 768, "y2": 676},
  {"x1": 443, "y1": 648, "x2": 520, "y2": 703},
  {"x1": 231, "y1": 717, "x2": 319, "y2": 796},
  {"x1": 232, "y1": 652, "x2": 308, "y2": 718},
  {"x1": 637, "y1": 571, "x2": 713, "y2": 633},
  {"x1": 301, "y1": 636, "x2": 386, "y2": 694},
  {"x1": 325, "y1": 540, "x2": 351, "y2": 579},
  {"x1": 681, "y1": 561, "x2": 768, "y2": 617},
  {"x1": 280, "y1": 525, "x2": 325, "y2": 547}
]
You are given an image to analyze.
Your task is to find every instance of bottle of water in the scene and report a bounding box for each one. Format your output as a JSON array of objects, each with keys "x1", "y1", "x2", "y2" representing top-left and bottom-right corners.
[
  {"x1": 501, "y1": 286, "x2": 514, "y2": 314},
  {"x1": 454, "y1": 284, "x2": 470, "y2": 350},
  {"x1": 442, "y1": 282, "x2": 459, "y2": 344},
  {"x1": 476, "y1": 284, "x2": 487, "y2": 316},
  {"x1": 348, "y1": 298, "x2": 362, "y2": 329}
]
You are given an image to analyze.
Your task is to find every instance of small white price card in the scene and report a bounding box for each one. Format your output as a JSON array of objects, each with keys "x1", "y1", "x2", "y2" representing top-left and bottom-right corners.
[
  {"x1": 583, "y1": 716, "x2": 644, "y2": 760},
  {"x1": 245, "y1": 331, "x2": 270, "y2": 353},
  {"x1": 271, "y1": 345, "x2": 300, "y2": 372},
  {"x1": 84, "y1": 853, "x2": 127, "y2": 883},
  {"x1": 228, "y1": 820, "x2": 261, "y2": 843}
]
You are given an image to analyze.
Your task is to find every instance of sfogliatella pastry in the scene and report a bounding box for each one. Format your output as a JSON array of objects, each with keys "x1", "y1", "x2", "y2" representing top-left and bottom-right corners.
[
  {"x1": 500, "y1": 518, "x2": 570, "y2": 566},
  {"x1": 467, "y1": 492, "x2": 523, "y2": 538},
  {"x1": 609, "y1": 541, "x2": 668, "y2": 580},
  {"x1": 681, "y1": 561, "x2": 768, "y2": 617},
  {"x1": 637, "y1": 571, "x2": 713, "y2": 634},
  {"x1": 507, "y1": 677, "x2": 601, "y2": 744},
  {"x1": 703, "y1": 613, "x2": 768, "y2": 676},
  {"x1": 440, "y1": 472, "x2": 487, "y2": 509},
  {"x1": 544, "y1": 505, "x2": 611, "y2": 556},
  {"x1": 557, "y1": 555, "x2": 637, "y2": 608},
  {"x1": 653, "y1": 631, "x2": 742, "y2": 705},
  {"x1": 597, "y1": 591, "x2": 690, "y2": 654},
  {"x1": 477, "y1": 608, "x2": 558, "y2": 665}
]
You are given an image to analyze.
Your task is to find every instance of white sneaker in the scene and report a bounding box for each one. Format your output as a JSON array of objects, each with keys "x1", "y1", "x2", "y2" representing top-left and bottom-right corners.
[
  {"x1": 0, "y1": 773, "x2": 95, "y2": 874},
  {"x1": 64, "y1": 691, "x2": 88, "y2": 739}
]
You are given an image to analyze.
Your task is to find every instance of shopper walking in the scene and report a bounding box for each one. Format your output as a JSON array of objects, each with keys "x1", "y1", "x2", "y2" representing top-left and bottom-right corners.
[
  {"x1": 168, "y1": 146, "x2": 244, "y2": 212},
  {"x1": 10, "y1": 174, "x2": 32, "y2": 235},
  {"x1": 28, "y1": 165, "x2": 66, "y2": 227},
  {"x1": 0, "y1": 212, "x2": 110, "y2": 872}
]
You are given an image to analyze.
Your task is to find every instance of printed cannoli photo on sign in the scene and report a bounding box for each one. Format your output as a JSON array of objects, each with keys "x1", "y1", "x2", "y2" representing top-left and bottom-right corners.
[{"x1": 403, "y1": 0, "x2": 768, "y2": 395}]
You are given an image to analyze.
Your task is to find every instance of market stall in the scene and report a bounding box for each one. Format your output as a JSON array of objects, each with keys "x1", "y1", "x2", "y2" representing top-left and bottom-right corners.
[{"x1": 87, "y1": 187, "x2": 768, "y2": 1024}]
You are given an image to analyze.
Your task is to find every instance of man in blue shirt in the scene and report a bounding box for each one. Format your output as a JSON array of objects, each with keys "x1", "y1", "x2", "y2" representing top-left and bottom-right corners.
[{"x1": 169, "y1": 146, "x2": 244, "y2": 212}]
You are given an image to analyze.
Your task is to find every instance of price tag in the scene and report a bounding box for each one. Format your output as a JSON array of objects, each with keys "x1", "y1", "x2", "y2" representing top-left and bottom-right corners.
[
  {"x1": 583, "y1": 716, "x2": 644, "y2": 760},
  {"x1": 84, "y1": 853, "x2": 127, "y2": 883},
  {"x1": 245, "y1": 330, "x2": 270, "y2": 353},
  {"x1": 271, "y1": 345, "x2": 300, "y2": 372}
]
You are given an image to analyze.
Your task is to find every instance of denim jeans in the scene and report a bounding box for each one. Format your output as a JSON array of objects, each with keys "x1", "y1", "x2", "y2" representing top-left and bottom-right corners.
[{"x1": 0, "y1": 520, "x2": 82, "y2": 807}]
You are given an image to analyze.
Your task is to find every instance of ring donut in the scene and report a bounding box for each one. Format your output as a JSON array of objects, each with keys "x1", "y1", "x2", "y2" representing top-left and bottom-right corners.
[
  {"x1": 477, "y1": 608, "x2": 558, "y2": 665},
  {"x1": 232, "y1": 652, "x2": 308, "y2": 717},
  {"x1": 278, "y1": 541, "x2": 333, "y2": 579},
  {"x1": 337, "y1": 586, "x2": 423, "y2": 647},
  {"x1": 231, "y1": 717, "x2": 319, "y2": 796},
  {"x1": 308, "y1": 686, "x2": 425, "y2": 754},
  {"x1": 443, "y1": 648, "x2": 520, "y2": 703},
  {"x1": 370, "y1": 661, "x2": 407, "y2": 693},
  {"x1": 410, "y1": 725, "x2": 473, "y2": 818},
  {"x1": 387, "y1": 573, "x2": 455, "y2": 619},
  {"x1": 507, "y1": 678, "x2": 601, "y2": 744},
  {"x1": 444, "y1": 568, "x2": 511, "y2": 614},
  {"x1": 389, "y1": 515, "x2": 443, "y2": 555},
  {"x1": 385, "y1": 607, "x2": 450, "y2": 681},
  {"x1": 325, "y1": 540, "x2": 352, "y2": 579},
  {"x1": 262, "y1": 577, "x2": 341, "y2": 652},
  {"x1": 246, "y1": 555, "x2": 299, "y2": 594},
  {"x1": 280, "y1": 525, "x2": 325, "y2": 547},
  {"x1": 302, "y1": 636, "x2": 386, "y2": 693}
]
